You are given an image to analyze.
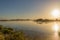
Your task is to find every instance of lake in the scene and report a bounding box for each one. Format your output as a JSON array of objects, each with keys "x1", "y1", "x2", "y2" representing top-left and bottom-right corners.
[{"x1": 0, "y1": 21, "x2": 60, "y2": 40}]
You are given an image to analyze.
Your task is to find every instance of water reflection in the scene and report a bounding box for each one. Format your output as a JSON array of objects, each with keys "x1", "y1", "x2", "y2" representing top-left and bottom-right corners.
[
  {"x1": 52, "y1": 22, "x2": 59, "y2": 40},
  {"x1": 52, "y1": 22, "x2": 59, "y2": 32},
  {"x1": 53, "y1": 32, "x2": 59, "y2": 40},
  {"x1": 34, "y1": 21, "x2": 55, "y2": 24},
  {"x1": 35, "y1": 21, "x2": 60, "y2": 40},
  {"x1": 0, "y1": 21, "x2": 60, "y2": 40}
]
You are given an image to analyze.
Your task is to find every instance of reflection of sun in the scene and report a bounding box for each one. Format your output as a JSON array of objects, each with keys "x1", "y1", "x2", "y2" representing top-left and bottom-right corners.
[
  {"x1": 52, "y1": 23, "x2": 59, "y2": 32},
  {"x1": 51, "y1": 9, "x2": 59, "y2": 18},
  {"x1": 52, "y1": 23, "x2": 59, "y2": 40}
]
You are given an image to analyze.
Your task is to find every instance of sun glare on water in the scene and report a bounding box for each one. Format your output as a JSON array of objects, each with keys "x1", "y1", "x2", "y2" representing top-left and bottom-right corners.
[
  {"x1": 52, "y1": 23, "x2": 59, "y2": 32},
  {"x1": 51, "y1": 9, "x2": 60, "y2": 18},
  {"x1": 52, "y1": 23, "x2": 59, "y2": 40}
]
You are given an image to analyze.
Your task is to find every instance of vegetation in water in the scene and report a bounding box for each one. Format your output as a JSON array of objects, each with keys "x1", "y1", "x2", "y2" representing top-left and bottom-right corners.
[{"x1": 0, "y1": 25, "x2": 40, "y2": 40}]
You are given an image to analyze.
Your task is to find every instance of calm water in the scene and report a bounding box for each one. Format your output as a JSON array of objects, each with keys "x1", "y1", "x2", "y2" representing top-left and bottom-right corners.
[{"x1": 0, "y1": 21, "x2": 60, "y2": 40}]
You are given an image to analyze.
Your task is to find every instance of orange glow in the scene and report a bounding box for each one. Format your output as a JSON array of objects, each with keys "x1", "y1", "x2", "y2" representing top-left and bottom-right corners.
[
  {"x1": 51, "y1": 9, "x2": 59, "y2": 18},
  {"x1": 52, "y1": 23, "x2": 59, "y2": 32}
]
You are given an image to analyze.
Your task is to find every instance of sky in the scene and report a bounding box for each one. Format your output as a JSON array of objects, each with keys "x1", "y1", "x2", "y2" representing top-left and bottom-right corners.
[{"x1": 0, "y1": 0, "x2": 60, "y2": 19}]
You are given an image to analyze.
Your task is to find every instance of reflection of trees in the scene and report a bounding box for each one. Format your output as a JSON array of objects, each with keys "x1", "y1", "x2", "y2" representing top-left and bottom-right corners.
[{"x1": 34, "y1": 18, "x2": 59, "y2": 24}]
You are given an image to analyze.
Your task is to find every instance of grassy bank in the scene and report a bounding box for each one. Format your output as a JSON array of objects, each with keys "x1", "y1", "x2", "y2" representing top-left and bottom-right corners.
[{"x1": 0, "y1": 25, "x2": 40, "y2": 40}]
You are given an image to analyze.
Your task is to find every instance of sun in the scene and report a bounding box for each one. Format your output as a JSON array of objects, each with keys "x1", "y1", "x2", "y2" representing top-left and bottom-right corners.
[{"x1": 51, "y1": 9, "x2": 59, "y2": 18}]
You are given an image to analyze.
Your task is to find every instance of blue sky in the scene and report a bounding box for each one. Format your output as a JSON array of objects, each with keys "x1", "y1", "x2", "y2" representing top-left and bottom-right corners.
[{"x1": 0, "y1": 0, "x2": 60, "y2": 19}]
